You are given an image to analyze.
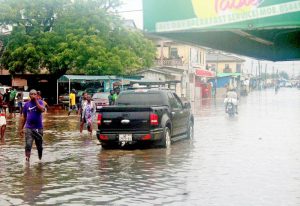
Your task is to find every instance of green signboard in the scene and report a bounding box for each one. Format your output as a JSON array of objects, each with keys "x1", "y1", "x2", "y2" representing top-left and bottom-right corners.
[{"x1": 143, "y1": 0, "x2": 300, "y2": 61}]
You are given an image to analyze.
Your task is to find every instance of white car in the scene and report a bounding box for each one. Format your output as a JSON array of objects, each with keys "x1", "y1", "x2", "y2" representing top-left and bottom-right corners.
[
  {"x1": 285, "y1": 82, "x2": 292, "y2": 87},
  {"x1": 15, "y1": 91, "x2": 30, "y2": 107}
]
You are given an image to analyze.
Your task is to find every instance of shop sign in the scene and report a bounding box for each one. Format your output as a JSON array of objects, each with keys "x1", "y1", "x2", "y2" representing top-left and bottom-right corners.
[{"x1": 12, "y1": 78, "x2": 27, "y2": 87}]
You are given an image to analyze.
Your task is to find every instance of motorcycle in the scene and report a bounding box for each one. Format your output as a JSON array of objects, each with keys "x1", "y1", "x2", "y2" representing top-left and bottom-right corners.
[{"x1": 225, "y1": 98, "x2": 236, "y2": 117}]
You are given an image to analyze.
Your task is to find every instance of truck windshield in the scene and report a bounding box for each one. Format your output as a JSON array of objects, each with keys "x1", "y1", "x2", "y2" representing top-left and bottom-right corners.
[{"x1": 116, "y1": 93, "x2": 165, "y2": 106}]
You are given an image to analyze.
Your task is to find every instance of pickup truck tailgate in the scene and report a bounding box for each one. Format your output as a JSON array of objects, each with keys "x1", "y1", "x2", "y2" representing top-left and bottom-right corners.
[{"x1": 99, "y1": 106, "x2": 152, "y2": 131}]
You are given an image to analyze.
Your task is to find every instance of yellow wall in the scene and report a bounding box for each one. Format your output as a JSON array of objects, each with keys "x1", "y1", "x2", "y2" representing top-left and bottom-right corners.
[
  {"x1": 218, "y1": 62, "x2": 237, "y2": 73},
  {"x1": 208, "y1": 62, "x2": 243, "y2": 73},
  {"x1": 156, "y1": 43, "x2": 206, "y2": 68},
  {"x1": 156, "y1": 46, "x2": 169, "y2": 59}
]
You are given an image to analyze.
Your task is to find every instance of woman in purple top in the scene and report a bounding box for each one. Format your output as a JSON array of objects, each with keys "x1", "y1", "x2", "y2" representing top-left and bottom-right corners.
[{"x1": 19, "y1": 89, "x2": 45, "y2": 162}]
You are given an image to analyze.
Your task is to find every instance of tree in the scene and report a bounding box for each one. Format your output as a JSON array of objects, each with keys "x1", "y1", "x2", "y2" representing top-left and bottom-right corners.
[
  {"x1": 279, "y1": 71, "x2": 289, "y2": 80},
  {"x1": 0, "y1": 0, "x2": 155, "y2": 76}
]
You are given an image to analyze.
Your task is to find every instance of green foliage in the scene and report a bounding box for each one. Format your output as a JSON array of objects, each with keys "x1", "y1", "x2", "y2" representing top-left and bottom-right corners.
[
  {"x1": 279, "y1": 71, "x2": 289, "y2": 80},
  {"x1": 0, "y1": 0, "x2": 155, "y2": 76},
  {"x1": 260, "y1": 71, "x2": 290, "y2": 80}
]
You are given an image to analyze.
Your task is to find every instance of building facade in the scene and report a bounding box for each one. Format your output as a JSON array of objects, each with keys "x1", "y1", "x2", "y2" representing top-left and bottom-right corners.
[
  {"x1": 150, "y1": 37, "x2": 209, "y2": 101},
  {"x1": 206, "y1": 53, "x2": 245, "y2": 74},
  {"x1": 206, "y1": 52, "x2": 246, "y2": 98}
]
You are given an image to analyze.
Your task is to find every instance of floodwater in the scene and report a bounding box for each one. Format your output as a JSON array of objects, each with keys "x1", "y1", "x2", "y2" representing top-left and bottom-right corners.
[{"x1": 0, "y1": 88, "x2": 300, "y2": 206}]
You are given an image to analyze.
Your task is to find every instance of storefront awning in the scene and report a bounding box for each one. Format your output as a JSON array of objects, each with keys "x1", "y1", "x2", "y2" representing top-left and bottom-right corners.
[
  {"x1": 143, "y1": 0, "x2": 300, "y2": 61},
  {"x1": 217, "y1": 73, "x2": 241, "y2": 78},
  {"x1": 195, "y1": 69, "x2": 215, "y2": 77}
]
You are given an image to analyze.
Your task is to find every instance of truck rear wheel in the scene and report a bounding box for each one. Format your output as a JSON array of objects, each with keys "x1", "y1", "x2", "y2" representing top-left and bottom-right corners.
[
  {"x1": 156, "y1": 127, "x2": 171, "y2": 148},
  {"x1": 187, "y1": 121, "x2": 194, "y2": 139}
]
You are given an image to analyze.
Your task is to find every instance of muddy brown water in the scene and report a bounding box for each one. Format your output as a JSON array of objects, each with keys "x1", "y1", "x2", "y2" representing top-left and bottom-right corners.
[{"x1": 0, "y1": 88, "x2": 300, "y2": 205}]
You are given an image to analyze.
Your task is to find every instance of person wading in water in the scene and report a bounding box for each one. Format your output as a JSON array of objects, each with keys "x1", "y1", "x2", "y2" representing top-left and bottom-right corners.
[{"x1": 19, "y1": 89, "x2": 45, "y2": 162}]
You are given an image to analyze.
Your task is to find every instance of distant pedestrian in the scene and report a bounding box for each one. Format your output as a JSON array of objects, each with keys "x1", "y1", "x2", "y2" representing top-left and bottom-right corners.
[
  {"x1": 275, "y1": 82, "x2": 280, "y2": 94},
  {"x1": 0, "y1": 93, "x2": 4, "y2": 113},
  {"x1": 2, "y1": 89, "x2": 10, "y2": 114},
  {"x1": 68, "y1": 89, "x2": 77, "y2": 116},
  {"x1": 76, "y1": 92, "x2": 81, "y2": 114},
  {"x1": 17, "y1": 92, "x2": 23, "y2": 115},
  {"x1": 0, "y1": 108, "x2": 6, "y2": 140},
  {"x1": 82, "y1": 95, "x2": 96, "y2": 135},
  {"x1": 108, "y1": 90, "x2": 114, "y2": 105},
  {"x1": 19, "y1": 89, "x2": 45, "y2": 162},
  {"x1": 112, "y1": 88, "x2": 120, "y2": 103},
  {"x1": 37, "y1": 91, "x2": 49, "y2": 112},
  {"x1": 37, "y1": 91, "x2": 42, "y2": 100},
  {"x1": 79, "y1": 92, "x2": 88, "y2": 133},
  {"x1": 9, "y1": 88, "x2": 17, "y2": 114}
]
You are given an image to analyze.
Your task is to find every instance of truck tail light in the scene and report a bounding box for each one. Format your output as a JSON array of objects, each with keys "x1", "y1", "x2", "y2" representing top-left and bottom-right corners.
[
  {"x1": 99, "y1": 134, "x2": 108, "y2": 140},
  {"x1": 150, "y1": 113, "x2": 158, "y2": 126},
  {"x1": 97, "y1": 114, "x2": 102, "y2": 125},
  {"x1": 142, "y1": 134, "x2": 151, "y2": 140}
]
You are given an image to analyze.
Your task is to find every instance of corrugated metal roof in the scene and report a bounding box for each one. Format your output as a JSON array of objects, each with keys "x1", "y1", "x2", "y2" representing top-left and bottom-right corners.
[
  {"x1": 217, "y1": 73, "x2": 241, "y2": 77},
  {"x1": 136, "y1": 68, "x2": 171, "y2": 75},
  {"x1": 206, "y1": 53, "x2": 245, "y2": 62},
  {"x1": 57, "y1": 75, "x2": 142, "y2": 83}
]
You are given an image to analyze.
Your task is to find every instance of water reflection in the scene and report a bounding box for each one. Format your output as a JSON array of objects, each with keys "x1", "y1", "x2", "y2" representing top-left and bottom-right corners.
[
  {"x1": 23, "y1": 163, "x2": 45, "y2": 204},
  {"x1": 94, "y1": 146, "x2": 193, "y2": 205}
]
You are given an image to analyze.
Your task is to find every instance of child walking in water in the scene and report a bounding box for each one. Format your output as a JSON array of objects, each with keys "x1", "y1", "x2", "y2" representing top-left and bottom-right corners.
[{"x1": 0, "y1": 108, "x2": 6, "y2": 139}]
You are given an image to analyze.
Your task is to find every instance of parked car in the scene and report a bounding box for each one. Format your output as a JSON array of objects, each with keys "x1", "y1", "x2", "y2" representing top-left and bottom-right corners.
[
  {"x1": 96, "y1": 89, "x2": 194, "y2": 149},
  {"x1": 85, "y1": 87, "x2": 103, "y2": 96},
  {"x1": 59, "y1": 90, "x2": 86, "y2": 107},
  {"x1": 58, "y1": 93, "x2": 69, "y2": 107},
  {"x1": 15, "y1": 91, "x2": 30, "y2": 104},
  {"x1": 13, "y1": 91, "x2": 30, "y2": 112},
  {"x1": 92, "y1": 92, "x2": 109, "y2": 109},
  {"x1": 285, "y1": 82, "x2": 292, "y2": 87}
]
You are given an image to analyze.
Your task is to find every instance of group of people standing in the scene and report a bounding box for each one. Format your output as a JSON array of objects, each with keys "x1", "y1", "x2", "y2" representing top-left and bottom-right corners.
[
  {"x1": 0, "y1": 88, "x2": 18, "y2": 140},
  {"x1": 1, "y1": 87, "x2": 120, "y2": 162},
  {"x1": 0, "y1": 88, "x2": 18, "y2": 114}
]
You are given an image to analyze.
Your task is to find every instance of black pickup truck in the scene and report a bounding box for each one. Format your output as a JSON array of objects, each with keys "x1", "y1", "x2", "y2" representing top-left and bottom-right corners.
[{"x1": 96, "y1": 89, "x2": 194, "y2": 148}]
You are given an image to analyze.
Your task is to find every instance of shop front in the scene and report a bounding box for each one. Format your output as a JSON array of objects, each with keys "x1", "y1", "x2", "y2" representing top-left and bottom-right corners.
[{"x1": 194, "y1": 68, "x2": 216, "y2": 99}]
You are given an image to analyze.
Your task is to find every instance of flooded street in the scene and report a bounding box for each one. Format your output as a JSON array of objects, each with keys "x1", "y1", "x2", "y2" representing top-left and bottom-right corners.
[{"x1": 0, "y1": 88, "x2": 300, "y2": 206}]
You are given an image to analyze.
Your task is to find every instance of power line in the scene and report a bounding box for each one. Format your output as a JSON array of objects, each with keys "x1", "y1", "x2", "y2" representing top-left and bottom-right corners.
[{"x1": 117, "y1": 9, "x2": 142, "y2": 13}]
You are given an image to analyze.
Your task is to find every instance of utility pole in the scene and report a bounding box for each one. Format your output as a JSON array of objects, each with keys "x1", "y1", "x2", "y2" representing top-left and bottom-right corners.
[
  {"x1": 251, "y1": 60, "x2": 253, "y2": 75},
  {"x1": 265, "y1": 64, "x2": 267, "y2": 86},
  {"x1": 160, "y1": 41, "x2": 164, "y2": 66},
  {"x1": 272, "y1": 66, "x2": 275, "y2": 86},
  {"x1": 256, "y1": 66, "x2": 258, "y2": 77},
  {"x1": 292, "y1": 61, "x2": 295, "y2": 79},
  {"x1": 258, "y1": 60, "x2": 261, "y2": 90}
]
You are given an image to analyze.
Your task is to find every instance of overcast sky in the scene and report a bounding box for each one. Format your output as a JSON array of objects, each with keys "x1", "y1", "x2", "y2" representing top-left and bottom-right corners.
[
  {"x1": 119, "y1": 0, "x2": 300, "y2": 76},
  {"x1": 119, "y1": 0, "x2": 143, "y2": 29}
]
